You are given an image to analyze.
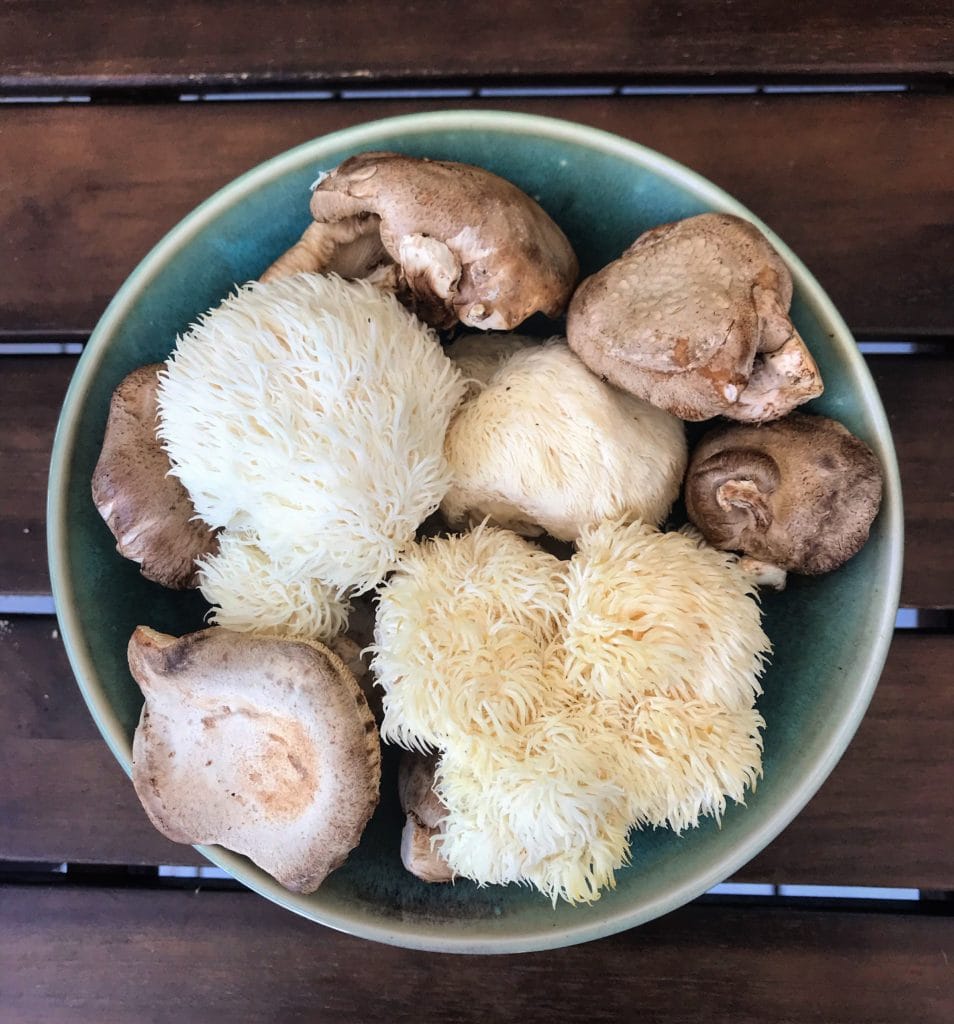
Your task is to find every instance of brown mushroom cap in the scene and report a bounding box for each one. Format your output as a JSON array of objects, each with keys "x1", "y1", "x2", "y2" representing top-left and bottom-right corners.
[
  {"x1": 129, "y1": 626, "x2": 381, "y2": 894},
  {"x1": 398, "y1": 752, "x2": 453, "y2": 883},
  {"x1": 684, "y1": 413, "x2": 883, "y2": 574},
  {"x1": 263, "y1": 152, "x2": 579, "y2": 331},
  {"x1": 92, "y1": 364, "x2": 218, "y2": 589},
  {"x1": 566, "y1": 213, "x2": 823, "y2": 422}
]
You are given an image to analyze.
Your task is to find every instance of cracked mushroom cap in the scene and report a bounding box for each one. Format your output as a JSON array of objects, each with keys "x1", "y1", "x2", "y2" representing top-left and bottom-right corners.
[
  {"x1": 684, "y1": 413, "x2": 884, "y2": 574},
  {"x1": 566, "y1": 213, "x2": 823, "y2": 421},
  {"x1": 442, "y1": 338, "x2": 687, "y2": 541},
  {"x1": 91, "y1": 364, "x2": 218, "y2": 589},
  {"x1": 263, "y1": 152, "x2": 579, "y2": 331},
  {"x1": 129, "y1": 626, "x2": 381, "y2": 894},
  {"x1": 398, "y1": 752, "x2": 453, "y2": 883}
]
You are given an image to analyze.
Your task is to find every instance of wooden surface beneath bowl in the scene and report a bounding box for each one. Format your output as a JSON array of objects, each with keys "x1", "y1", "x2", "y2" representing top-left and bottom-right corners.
[{"x1": 1, "y1": 6, "x2": 952, "y2": 1021}]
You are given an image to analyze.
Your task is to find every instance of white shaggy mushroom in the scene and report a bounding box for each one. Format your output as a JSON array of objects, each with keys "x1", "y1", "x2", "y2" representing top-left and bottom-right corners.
[
  {"x1": 441, "y1": 339, "x2": 687, "y2": 541},
  {"x1": 196, "y1": 530, "x2": 351, "y2": 641},
  {"x1": 564, "y1": 520, "x2": 771, "y2": 831},
  {"x1": 435, "y1": 719, "x2": 634, "y2": 905},
  {"x1": 372, "y1": 525, "x2": 567, "y2": 751},
  {"x1": 448, "y1": 332, "x2": 534, "y2": 399},
  {"x1": 158, "y1": 273, "x2": 465, "y2": 592}
]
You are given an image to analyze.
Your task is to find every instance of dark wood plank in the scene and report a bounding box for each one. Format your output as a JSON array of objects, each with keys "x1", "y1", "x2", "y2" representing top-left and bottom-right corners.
[
  {"x1": 737, "y1": 632, "x2": 954, "y2": 886},
  {"x1": 2, "y1": 1, "x2": 952, "y2": 89},
  {"x1": 3, "y1": 616, "x2": 951, "y2": 887},
  {"x1": 870, "y1": 355, "x2": 954, "y2": 611},
  {"x1": 3, "y1": 353, "x2": 949, "y2": 608},
  {"x1": 0, "y1": 357, "x2": 76, "y2": 599},
  {"x1": 0, "y1": 615, "x2": 205, "y2": 866},
  {"x1": 2, "y1": 885, "x2": 951, "y2": 1023},
  {"x1": 2, "y1": 95, "x2": 952, "y2": 338}
]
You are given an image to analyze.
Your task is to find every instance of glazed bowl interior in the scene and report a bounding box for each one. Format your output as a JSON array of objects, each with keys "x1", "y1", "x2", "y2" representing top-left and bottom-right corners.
[{"x1": 48, "y1": 110, "x2": 902, "y2": 954}]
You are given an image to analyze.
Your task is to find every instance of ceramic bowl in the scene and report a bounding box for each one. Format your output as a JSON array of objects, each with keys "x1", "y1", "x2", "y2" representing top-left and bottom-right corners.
[{"x1": 48, "y1": 110, "x2": 903, "y2": 954}]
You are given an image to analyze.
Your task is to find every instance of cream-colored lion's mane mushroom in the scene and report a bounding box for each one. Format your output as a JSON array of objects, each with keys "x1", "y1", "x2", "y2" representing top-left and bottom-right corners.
[
  {"x1": 564, "y1": 520, "x2": 769, "y2": 833},
  {"x1": 567, "y1": 213, "x2": 823, "y2": 422},
  {"x1": 157, "y1": 273, "x2": 464, "y2": 593},
  {"x1": 685, "y1": 412, "x2": 884, "y2": 574},
  {"x1": 373, "y1": 520, "x2": 771, "y2": 904},
  {"x1": 372, "y1": 525, "x2": 568, "y2": 752},
  {"x1": 128, "y1": 626, "x2": 380, "y2": 894},
  {"x1": 263, "y1": 152, "x2": 579, "y2": 331},
  {"x1": 196, "y1": 530, "x2": 350, "y2": 641},
  {"x1": 91, "y1": 364, "x2": 218, "y2": 589},
  {"x1": 442, "y1": 337, "x2": 687, "y2": 541}
]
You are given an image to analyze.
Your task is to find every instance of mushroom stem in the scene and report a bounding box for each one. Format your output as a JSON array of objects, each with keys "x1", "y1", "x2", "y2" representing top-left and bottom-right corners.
[
  {"x1": 716, "y1": 479, "x2": 773, "y2": 529},
  {"x1": 737, "y1": 556, "x2": 787, "y2": 591},
  {"x1": 732, "y1": 330, "x2": 823, "y2": 422},
  {"x1": 261, "y1": 217, "x2": 389, "y2": 283}
]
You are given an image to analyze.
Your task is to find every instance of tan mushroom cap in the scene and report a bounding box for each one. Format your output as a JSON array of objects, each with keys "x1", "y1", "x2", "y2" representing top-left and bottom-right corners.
[
  {"x1": 398, "y1": 752, "x2": 453, "y2": 883},
  {"x1": 92, "y1": 365, "x2": 218, "y2": 589},
  {"x1": 263, "y1": 152, "x2": 579, "y2": 331},
  {"x1": 684, "y1": 413, "x2": 884, "y2": 574},
  {"x1": 129, "y1": 626, "x2": 381, "y2": 894},
  {"x1": 566, "y1": 213, "x2": 823, "y2": 422}
]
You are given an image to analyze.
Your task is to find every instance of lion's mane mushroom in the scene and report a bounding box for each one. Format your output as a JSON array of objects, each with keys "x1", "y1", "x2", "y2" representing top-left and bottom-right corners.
[
  {"x1": 91, "y1": 364, "x2": 218, "y2": 589},
  {"x1": 196, "y1": 530, "x2": 351, "y2": 641},
  {"x1": 442, "y1": 338, "x2": 687, "y2": 541},
  {"x1": 262, "y1": 152, "x2": 579, "y2": 331},
  {"x1": 398, "y1": 752, "x2": 454, "y2": 883},
  {"x1": 564, "y1": 520, "x2": 770, "y2": 832},
  {"x1": 157, "y1": 274, "x2": 464, "y2": 593},
  {"x1": 567, "y1": 213, "x2": 823, "y2": 422},
  {"x1": 128, "y1": 626, "x2": 381, "y2": 893},
  {"x1": 684, "y1": 412, "x2": 884, "y2": 574},
  {"x1": 372, "y1": 524, "x2": 568, "y2": 751}
]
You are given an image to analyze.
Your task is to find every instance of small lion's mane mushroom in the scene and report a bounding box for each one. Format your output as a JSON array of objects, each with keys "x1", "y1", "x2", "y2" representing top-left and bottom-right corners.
[
  {"x1": 564, "y1": 520, "x2": 770, "y2": 832},
  {"x1": 566, "y1": 213, "x2": 823, "y2": 422},
  {"x1": 684, "y1": 413, "x2": 884, "y2": 574},
  {"x1": 91, "y1": 364, "x2": 218, "y2": 589},
  {"x1": 196, "y1": 530, "x2": 351, "y2": 641},
  {"x1": 263, "y1": 152, "x2": 579, "y2": 331},
  {"x1": 157, "y1": 274, "x2": 464, "y2": 593},
  {"x1": 398, "y1": 752, "x2": 453, "y2": 883},
  {"x1": 372, "y1": 525, "x2": 567, "y2": 751},
  {"x1": 128, "y1": 626, "x2": 381, "y2": 894},
  {"x1": 442, "y1": 338, "x2": 687, "y2": 541}
]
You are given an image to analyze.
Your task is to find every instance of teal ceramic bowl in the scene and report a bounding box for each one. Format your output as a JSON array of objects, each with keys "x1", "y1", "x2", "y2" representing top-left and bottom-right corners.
[{"x1": 48, "y1": 110, "x2": 902, "y2": 954}]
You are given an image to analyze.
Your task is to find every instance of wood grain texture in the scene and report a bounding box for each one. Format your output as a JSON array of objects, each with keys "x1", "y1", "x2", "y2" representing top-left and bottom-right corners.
[
  {"x1": 1, "y1": 1, "x2": 952, "y2": 89},
  {"x1": 3, "y1": 617, "x2": 951, "y2": 887},
  {"x1": 0, "y1": 615, "x2": 205, "y2": 866},
  {"x1": 4, "y1": 353, "x2": 949, "y2": 607},
  {"x1": 2, "y1": 885, "x2": 952, "y2": 1023},
  {"x1": 1, "y1": 94, "x2": 953, "y2": 336}
]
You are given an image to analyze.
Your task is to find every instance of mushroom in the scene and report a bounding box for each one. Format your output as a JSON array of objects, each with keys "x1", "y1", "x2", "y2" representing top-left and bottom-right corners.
[
  {"x1": 196, "y1": 529, "x2": 351, "y2": 641},
  {"x1": 262, "y1": 152, "x2": 579, "y2": 331},
  {"x1": 448, "y1": 332, "x2": 534, "y2": 399},
  {"x1": 564, "y1": 519, "x2": 769, "y2": 832},
  {"x1": 157, "y1": 273, "x2": 464, "y2": 593},
  {"x1": 684, "y1": 413, "x2": 884, "y2": 574},
  {"x1": 442, "y1": 338, "x2": 687, "y2": 541},
  {"x1": 91, "y1": 364, "x2": 218, "y2": 589},
  {"x1": 372, "y1": 524, "x2": 567, "y2": 751},
  {"x1": 566, "y1": 213, "x2": 823, "y2": 421},
  {"x1": 128, "y1": 626, "x2": 381, "y2": 894},
  {"x1": 398, "y1": 752, "x2": 453, "y2": 883}
]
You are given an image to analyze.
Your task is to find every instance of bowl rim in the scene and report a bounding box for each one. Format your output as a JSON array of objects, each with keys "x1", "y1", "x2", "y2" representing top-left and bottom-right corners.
[{"x1": 47, "y1": 108, "x2": 904, "y2": 954}]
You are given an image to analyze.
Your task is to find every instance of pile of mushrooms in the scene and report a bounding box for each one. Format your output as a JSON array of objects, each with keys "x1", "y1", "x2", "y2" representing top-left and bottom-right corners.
[{"x1": 90, "y1": 152, "x2": 884, "y2": 902}]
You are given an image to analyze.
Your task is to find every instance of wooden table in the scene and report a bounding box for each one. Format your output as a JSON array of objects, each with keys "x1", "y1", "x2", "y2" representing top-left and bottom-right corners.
[{"x1": 2, "y1": 4, "x2": 952, "y2": 1020}]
